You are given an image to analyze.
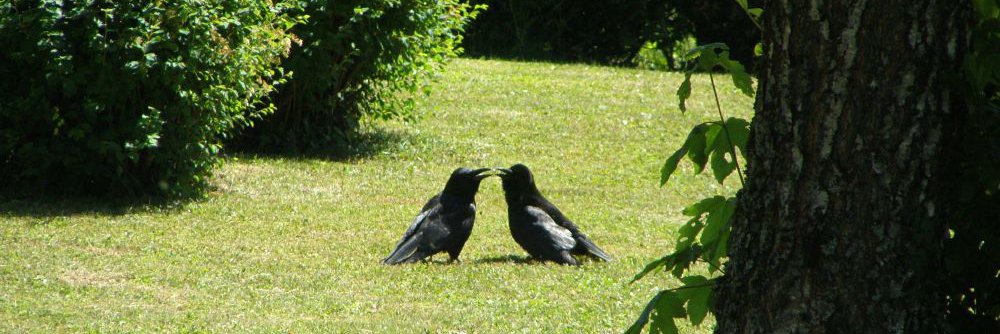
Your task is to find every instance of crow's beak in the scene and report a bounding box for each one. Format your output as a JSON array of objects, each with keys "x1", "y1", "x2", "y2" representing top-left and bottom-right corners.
[
  {"x1": 494, "y1": 167, "x2": 513, "y2": 178},
  {"x1": 472, "y1": 167, "x2": 496, "y2": 181}
]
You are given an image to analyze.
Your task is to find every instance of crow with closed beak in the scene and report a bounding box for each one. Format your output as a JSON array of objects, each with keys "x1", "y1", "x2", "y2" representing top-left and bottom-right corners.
[
  {"x1": 497, "y1": 164, "x2": 612, "y2": 265},
  {"x1": 382, "y1": 167, "x2": 495, "y2": 264}
]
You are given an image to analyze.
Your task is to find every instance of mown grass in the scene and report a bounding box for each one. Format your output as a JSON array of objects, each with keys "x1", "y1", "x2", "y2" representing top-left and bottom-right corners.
[{"x1": 0, "y1": 58, "x2": 751, "y2": 333}]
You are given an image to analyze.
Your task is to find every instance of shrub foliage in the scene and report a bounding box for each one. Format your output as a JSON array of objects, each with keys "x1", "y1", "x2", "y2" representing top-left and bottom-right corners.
[
  {"x1": 236, "y1": 0, "x2": 480, "y2": 151},
  {"x1": 0, "y1": 0, "x2": 295, "y2": 196}
]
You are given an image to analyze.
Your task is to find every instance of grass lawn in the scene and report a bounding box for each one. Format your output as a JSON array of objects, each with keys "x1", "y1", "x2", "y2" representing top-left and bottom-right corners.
[{"x1": 0, "y1": 58, "x2": 751, "y2": 333}]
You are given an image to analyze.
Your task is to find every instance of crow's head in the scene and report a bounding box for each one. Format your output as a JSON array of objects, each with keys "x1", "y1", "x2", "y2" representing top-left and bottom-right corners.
[
  {"x1": 442, "y1": 167, "x2": 494, "y2": 199},
  {"x1": 497, "y1": 163, "x2": 539, "y2": 198}
]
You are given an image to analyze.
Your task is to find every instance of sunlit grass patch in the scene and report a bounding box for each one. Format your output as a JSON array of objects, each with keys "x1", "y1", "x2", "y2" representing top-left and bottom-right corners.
[{"x1": 0, "y1": 58, "x2": 750, "y2": 333}]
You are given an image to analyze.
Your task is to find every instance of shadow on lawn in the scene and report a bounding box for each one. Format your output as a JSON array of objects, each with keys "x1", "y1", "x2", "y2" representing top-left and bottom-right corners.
[
  {"x1": 225, "y1": 126, "x2": 416, "y2": 162},
  {"x1": 1, "y1": 127, "x2": 415, "y2": 219},
  {"x1": 0, "y1": 195, "x2": 187, "y2": 220},
  {"x1": 473, "y1": 254, "x2": 535, "y2": 264}
]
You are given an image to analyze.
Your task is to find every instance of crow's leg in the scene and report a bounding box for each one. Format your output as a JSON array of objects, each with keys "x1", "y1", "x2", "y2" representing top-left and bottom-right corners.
[
  {"x1": 557, "y1": 251, "x2": 580, "y2": 266},
  {"x1": 447, "y1": 250, "x2": 462, "y2": 264}
]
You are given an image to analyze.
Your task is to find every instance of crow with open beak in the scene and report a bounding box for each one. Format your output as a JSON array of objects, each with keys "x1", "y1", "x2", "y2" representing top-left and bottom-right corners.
[
  {"x1": 497, "y1": 164, "x2": 612, "y2": 265},
  {"x1": 383, "y1": 167, "x2": 496, "y2": 264}
]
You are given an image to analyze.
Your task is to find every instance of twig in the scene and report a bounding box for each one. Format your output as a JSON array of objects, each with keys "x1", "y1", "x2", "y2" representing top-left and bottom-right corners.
[
  {"x1": 699, "y1": 258, "x2": 728, "y2": 275},
  {"x1": 709, "y1": 72, "x2": 746, "y2": 186}
]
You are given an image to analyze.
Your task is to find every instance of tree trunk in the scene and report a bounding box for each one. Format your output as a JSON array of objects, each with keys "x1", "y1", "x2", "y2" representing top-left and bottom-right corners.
[{"x1": 714, "y1": 1, "x2": 971, "y2": 333}]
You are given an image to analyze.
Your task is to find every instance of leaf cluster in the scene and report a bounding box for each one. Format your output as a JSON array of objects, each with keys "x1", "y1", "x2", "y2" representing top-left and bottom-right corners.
[
  {"x1": 625, "y1": 276, "x2": 715, "y2": 334},
  {"x1": 676, "y1": 43, "x2": 753, "y2": 113},
  {"x1": 660, "y1": 119, "x2": 749, "y2": 186}
]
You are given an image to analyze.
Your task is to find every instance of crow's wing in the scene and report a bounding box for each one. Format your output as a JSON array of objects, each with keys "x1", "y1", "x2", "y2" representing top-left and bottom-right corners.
[
  {"x1": 525, "y1": 206, "x2": 576, "y2": 251},
  {"x1": 573, "y1": 233, "x2": 613, "y2": 261},
  {"x1": 397, "y1": 195, "x2": 441, "y2": 246},
  {"x1": 537, "y1": 199, "x2": 612, "y2": 261},
  {"x1": 382, "y1": 231, "x2": 424, "y2": 264},
  {"x1": 383, "y1": 201, "x2": 441, "y2": 264},
  {"x1": 535, "y1": 197, "x2": 580, "y2": 232},
  {"x1": 420, "y1": 193, "x2": 441, "y2": 212}
]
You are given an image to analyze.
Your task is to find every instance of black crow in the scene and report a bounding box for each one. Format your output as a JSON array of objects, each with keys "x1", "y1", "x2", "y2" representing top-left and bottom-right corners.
[
  {"x1": 382, "y1": 167, "x2": 494, "y2": 264},
  {"x1": 498, "y1": 164, "x2": 612, "y2": 265}
]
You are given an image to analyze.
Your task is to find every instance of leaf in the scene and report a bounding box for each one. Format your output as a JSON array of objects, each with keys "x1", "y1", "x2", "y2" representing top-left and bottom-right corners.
[
  {"x1": 624, "y1": 292, "x2": 662, "y2": 334},
  {"x1": 677, "y1": 72, "x2": 692, "y2": 113},
  {"x1": 686, "y1": 282, "x2": 713, "y2": 326},
  {"x1": 754, "y1": 42, "x2": 764, "y2": 57},
  {"x1": 657, "y1": 291, "x2": 688, "y2": 318},
  {"x1": 725, "y1": 117, "x2": 751, "y2": 159},
  {"x1": 650, "y1": 314, "x2": 679, "y2": 334},
  {"x1": 662, "y1": 124, "x2": 711, "y2": 186},
  {"x1": 630, "y1": 255, "x2": 674, "y2": 283},
  {"x1": 681, "y1": 196, "x2": 726, "y2": 217},
  {"x1": 669, "y1": 244, "x2": 702, "y2": 278},
  {"x1": 735, "y1": 0, "x2": 749, "y2": 10},
  {"x1": 715, "y1": 223, "x2": 732, "y2": 262},
  {"x1": 660, "y1": 145, "x2": 687, "y2": 186},
  {"x1": 719, "y1": 51, "x2": 754, "y2": 97},
  {"x1": 697, "y1": 49, "x2": 720, "y2": 72},
  {"x1": 675, "y1": 217, "x2": 704, "y2": 251},
  {"x1": 674, "y1": 276, "x2": 713, "y2": 326},
  {"x1": 704, "y1": 118, "x2": 749, "y2": 183},
  {"x1": 678, "y1": 275, "x2": 710, "y2": 294},
  {"x1": 710, "y1": 149, "x2": 736, "y2": 184},
  {"x1": 683, "y1": 43, "x2": 728, "y2": 61},
  {"x1": 650, "y1": 291, "x2": 685, "y2": 334},
  {"x1": 703, "y1": 123, "x2": 723, "y2": 156},
  {"x1": 700, "y1": 196, "x2": 736, "y2": 246},
  {"x1": 747, "y1": 8, "x2": 764, "y2": 19},
  {"x1": 685, "y1": 124, "x2": 710, "y2": 173},
  {"x1": 707, "y1": 118, "x2": 749, "y2": 183}
]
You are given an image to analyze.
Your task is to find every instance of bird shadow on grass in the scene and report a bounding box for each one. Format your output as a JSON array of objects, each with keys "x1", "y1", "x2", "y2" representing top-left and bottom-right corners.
[{"x1": 472, "y1": 254, "x2": 536, "y2": 265}]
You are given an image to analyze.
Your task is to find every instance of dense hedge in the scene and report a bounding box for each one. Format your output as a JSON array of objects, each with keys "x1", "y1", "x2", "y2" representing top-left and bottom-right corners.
[
  {"x1": 462, "y1": 0, "x2": 758, "y2": 68},
  {"x1": 235, "y1": 0, "x2": 479, "y2": 152},
  {"x1": 0, "y1": 0, "x2": 294, "y2": 196}
]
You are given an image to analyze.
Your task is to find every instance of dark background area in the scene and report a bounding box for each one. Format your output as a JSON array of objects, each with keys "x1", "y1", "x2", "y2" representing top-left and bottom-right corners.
[{"x1": 461, "y1": 0, "x2": 760, "y2": 69}]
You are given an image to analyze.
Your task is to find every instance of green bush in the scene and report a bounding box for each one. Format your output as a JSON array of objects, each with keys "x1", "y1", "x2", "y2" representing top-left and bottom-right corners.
[
  {"x1": 0, "y1": 0, "x2": 294, "y2": 197},
  {"x1": 235, "y1": 0, "x2": 480, "y2": 152},
  {"x1": 632, "y1": 36, "x2": 697, "y2": 71}
]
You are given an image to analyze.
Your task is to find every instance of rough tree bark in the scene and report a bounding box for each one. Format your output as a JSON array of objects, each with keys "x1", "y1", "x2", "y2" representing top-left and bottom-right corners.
[{"x1": 714, "y1": 1, "x2": 971, "y2": 333}]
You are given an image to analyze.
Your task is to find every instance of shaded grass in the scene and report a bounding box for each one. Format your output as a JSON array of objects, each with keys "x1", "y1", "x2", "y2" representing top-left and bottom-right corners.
[
  {"x1": 0, "y1": 59, "x2": 751, "y2": 333},
  {"x1": 224, "y1": 127, "x2": 418, "y2": 162}
]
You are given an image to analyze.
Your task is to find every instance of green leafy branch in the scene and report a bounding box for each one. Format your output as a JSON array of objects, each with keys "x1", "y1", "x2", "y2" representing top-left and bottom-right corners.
[
  {"x1": 625, "y1": 276, "x2": 715, "y2": 334},
  {"x1": 626, "y1": 43, "x2": 754, "y2": 334}
]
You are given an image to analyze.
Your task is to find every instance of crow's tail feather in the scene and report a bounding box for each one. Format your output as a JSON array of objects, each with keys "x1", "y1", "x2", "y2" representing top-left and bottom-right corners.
[
  {"x1": 578, "y1": 237, "x2": 613, "y2": 261},
  {"x1": 382, "y1": 234, "x2": 422, "y2": 265}
]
